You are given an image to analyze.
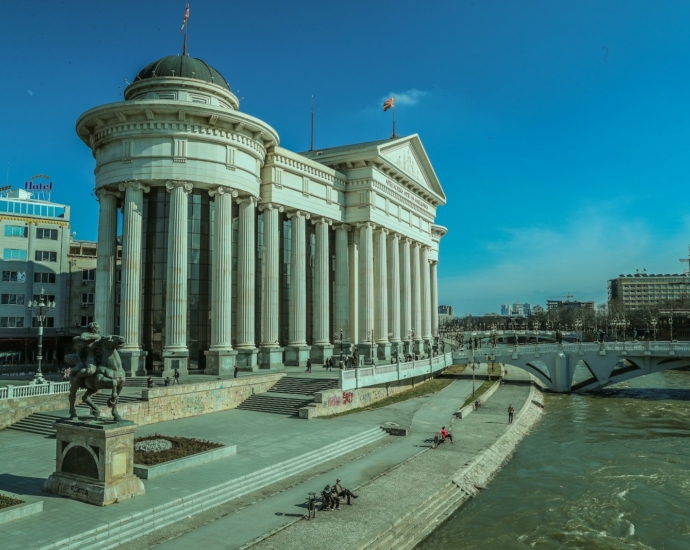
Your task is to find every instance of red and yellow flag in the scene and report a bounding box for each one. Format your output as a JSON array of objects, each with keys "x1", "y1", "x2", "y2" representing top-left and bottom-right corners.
[
  {"x1": 180, "y1": 3, "x2": 190, "y2": 33},
  {"x1": 383, "y1": 97, "x2": 395, "y2": 111}
]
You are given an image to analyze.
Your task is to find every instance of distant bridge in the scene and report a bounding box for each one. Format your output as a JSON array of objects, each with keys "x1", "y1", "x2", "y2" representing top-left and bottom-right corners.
[{"x1": 452, "y1": 339, "x2": 690, "y2": 392}]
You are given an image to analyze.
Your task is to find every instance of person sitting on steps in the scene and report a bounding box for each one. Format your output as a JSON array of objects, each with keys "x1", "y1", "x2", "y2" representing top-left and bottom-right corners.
[{"x1": 440, "y1": 426, "x2": 453, "y2": 444}]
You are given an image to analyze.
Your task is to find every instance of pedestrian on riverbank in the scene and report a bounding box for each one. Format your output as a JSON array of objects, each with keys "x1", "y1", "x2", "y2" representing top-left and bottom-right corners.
[
  {"x1": 172, "y1": 368, "x2": 180, "y2": 385},
  {"x1": 508, "y1": 404, "x2": 515, "y2": 424},
  {"x1": 233, "y1": 365, "x2": 238, "y2": 378},
  {"x1": 305, "y1": 358, "x2": 312, "y2": 373}
]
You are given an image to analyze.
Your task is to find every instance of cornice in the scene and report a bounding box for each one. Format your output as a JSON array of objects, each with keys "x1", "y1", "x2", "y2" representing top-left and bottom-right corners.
[{"x1": 267, "y1": 150, "x2": 347, "y2": 190}]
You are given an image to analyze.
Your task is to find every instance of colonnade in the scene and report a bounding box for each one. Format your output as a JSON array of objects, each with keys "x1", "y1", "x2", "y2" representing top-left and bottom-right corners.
[{"x1": 95, "y1": 182, "x2": 440, "y2": 375}]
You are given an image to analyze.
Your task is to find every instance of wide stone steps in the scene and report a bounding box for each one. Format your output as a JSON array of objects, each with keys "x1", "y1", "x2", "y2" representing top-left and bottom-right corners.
[
  {"x1": 43, "y1": 426, "x2": 389, "y2": 550},
  {"x1": 236, "y1": 394, "x2": 313, "y2": 416},
  {"x1": 7, "y1": 394, "x2": 142, "y2": 436},
  {"x1": 271, "y1": 376, "x2": 338, "y2": 395}
]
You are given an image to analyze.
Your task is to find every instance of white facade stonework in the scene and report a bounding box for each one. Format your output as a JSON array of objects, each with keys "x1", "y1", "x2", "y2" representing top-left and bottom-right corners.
[{"x1": 76, "y1": 55, "x2": 447, "y2": 373}]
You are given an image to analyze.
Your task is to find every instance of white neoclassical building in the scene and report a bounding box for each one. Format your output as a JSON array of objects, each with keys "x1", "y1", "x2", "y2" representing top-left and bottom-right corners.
[{"x1": 76, "y1": 54, "x2": 447, "y2": 376}]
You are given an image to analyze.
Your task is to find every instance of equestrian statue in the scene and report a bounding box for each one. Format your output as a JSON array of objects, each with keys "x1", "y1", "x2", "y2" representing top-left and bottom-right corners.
[{"x1": 64, "y1": 322, "x2": 127, "y2": 422}]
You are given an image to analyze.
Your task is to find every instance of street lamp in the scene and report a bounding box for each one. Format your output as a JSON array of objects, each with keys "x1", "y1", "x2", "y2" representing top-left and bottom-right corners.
[
  {"x1": 27, "y1": 288, "x2": 55, "y2": 385},
  {"x1": 339, "y1": 328, "x2": 344, "y2": 367},
  {"x1": 651, "y1": 317, "x2": 658, "y2": 341},
  {"x1": 370, "y1": 329, "x2": 375, "y2": 365},
  {"x1": 408, "y1": 328, "x2": 415, "y2": 364},
  {"x1": 669, "y1": 316, "x2": 674, "y2": 342}
]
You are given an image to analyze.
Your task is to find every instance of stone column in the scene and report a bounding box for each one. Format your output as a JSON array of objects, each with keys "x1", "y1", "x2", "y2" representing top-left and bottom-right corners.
[
  {"x1": 205, "y1": 186, "x2": 238, "y2": 376},
  {"x1": 358, "y1": 222, "x2": 376, "y2": 363},
  {"x1": 162, "y1": 181, "x2": 192, "y2": 375},
  {"x1": 411, "y1": 241, "x2": 423, "y2": 355},
  {"x1": 94, "y1": 188, "x2": 118, "y2": 337},
  {"x1": 400, "y1": 238, "x2": 412, "y2": 354},
  {"x1": 285, "y1": 210, "x2": 311, "y2": 367},
  {"x1": 334, "y1": 224, "x2": 351, "y2": 360},
  {"x1": 257, "y1": 202, "x2": 284, "y2": 370},
  {"x1": 431, "y1": 260, "x2": 439, "y2": 343},
  {"x1": 348, "y1": 229, "x2": 358, "y2": 348},
  {"x1": 117, "y1": 181, "x2": 149, "y2": 375},
  {"x1": 374, "y1": 227, "x2": 390, "y2": 361},
  {"x1": 421, "y1": 246, "x2": 432, "y2": 354},
  {"x1": 311, "y1": 217, "x2": 334, "y2": 364},
  {"x1": 235, "y1": 196, "x2": 258, "y2": 370},
  {"x1": 388, "y1": 233, "x2": 401, "y2": 357}
]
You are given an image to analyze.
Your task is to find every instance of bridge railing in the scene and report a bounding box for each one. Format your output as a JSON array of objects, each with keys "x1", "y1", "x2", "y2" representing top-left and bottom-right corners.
[
  {"x1": 451, "y1": 341, "x2": 689, "y2": 361},
  {"x1": 0, "y1": 380, "x2": 71, "y2": 401},
  {"x1": 339, "y1": 351, "x2": 454, "y2": 391}
]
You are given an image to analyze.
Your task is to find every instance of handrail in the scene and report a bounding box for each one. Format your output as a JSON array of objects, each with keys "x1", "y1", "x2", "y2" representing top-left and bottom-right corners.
[{"x1": 0, "y1": 380, "x2": 72, "y2": 401}]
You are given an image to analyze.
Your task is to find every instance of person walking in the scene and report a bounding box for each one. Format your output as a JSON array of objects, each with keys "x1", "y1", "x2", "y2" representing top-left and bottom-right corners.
[
  {"x1": 305, "y1": 358, "x2": 312, "y2": 373},
  {"x1": 233, "y1": 365, "x2": 238, "y2": 379},
  {"x1": 508, "y1": 404, "x2": 515, "y2": 424},
  {"x1": 173, "y1": 368, "x2": 180, "y2": 385}
]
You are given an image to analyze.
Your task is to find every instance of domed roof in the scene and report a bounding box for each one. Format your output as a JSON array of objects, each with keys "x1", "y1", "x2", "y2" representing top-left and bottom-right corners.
[{"x1": 134, "y1": 56, "x2": 230, "y2": 91}]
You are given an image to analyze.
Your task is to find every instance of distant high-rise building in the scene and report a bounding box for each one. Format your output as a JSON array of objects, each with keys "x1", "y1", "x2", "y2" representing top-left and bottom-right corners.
[
  {"x1": 438, "y1": 304, "x2": 454, "y2": 316},
  {"x1": 608, "y1": 273, "x2": 690, "y2": 310},
  {"x1": 500, "y1": 302, "x2": 531, "y2": 316},
  {"x1": 547, "y1": 298, "x2": 595, "y2": 312}
]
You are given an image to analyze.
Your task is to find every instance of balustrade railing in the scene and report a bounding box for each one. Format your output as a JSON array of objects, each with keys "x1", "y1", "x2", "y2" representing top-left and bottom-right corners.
[
  {"x1": 0, "y1": 380, "x2": 72, "y2": 401},
  {"x1": 340, "y1": 351, "x2": 453, "y2": 389}
]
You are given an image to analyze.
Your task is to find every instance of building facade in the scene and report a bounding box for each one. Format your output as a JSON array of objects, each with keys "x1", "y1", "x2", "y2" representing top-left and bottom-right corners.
[
  {"x1": 546, "y1": 299, "x2": 595, "y2": 312},
  {"x1": 76, "y1": 55, "x2": 448, "y2": 376},
  {"x1": 0, "y1": 189, "x2": 71, "y2": 363},
  {"x1": 608, "y1": 273, "x2": 690, "y2": 310},
  {"x1": 500, "y1": 302, "x2": 532, "y2": 317}
]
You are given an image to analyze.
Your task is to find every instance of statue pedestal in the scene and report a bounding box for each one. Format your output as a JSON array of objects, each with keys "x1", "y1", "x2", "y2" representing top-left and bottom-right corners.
[{"x1": 44, "y1": 419, "x2": 145, "y2": 506}]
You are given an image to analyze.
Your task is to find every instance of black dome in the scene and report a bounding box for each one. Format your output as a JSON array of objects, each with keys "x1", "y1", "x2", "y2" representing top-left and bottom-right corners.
[{"x1": 135, "y1": 56, "x2": 230, "y2": 90}]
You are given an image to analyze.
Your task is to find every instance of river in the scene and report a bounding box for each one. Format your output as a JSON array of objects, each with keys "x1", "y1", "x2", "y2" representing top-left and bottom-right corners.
[{"x1": 417, "y1": 368, "x2": 690, "y2": 549}]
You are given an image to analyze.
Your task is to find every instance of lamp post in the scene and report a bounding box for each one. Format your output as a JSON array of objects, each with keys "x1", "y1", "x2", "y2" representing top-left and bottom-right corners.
[
  {"x1": 408, "y1": 328, "x2": 415, "y2": 365},
  {"x1": 669, "y1": 316, "x2": 674, "y2": 342},
  {"x1": 370, "y1": 329, "x2": 375, "y2": 365},
  {"x1": 339, "y1": 328, "x2": 344, "y2": 367},
  {"x1": 27, "y1": 288, "x2": 55, "y2": 385},
  {"x1": 574, "y1": 318, "x2": 583, "y2": 345},
  {"x1": 651, "y1": 317, "x2": 658, "y2": 341}
]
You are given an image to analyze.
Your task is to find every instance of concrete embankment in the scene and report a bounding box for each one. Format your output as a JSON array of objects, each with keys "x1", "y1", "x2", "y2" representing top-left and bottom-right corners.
[{"x1": 251, "y1": 377, "x2": 543, "y2": 550}]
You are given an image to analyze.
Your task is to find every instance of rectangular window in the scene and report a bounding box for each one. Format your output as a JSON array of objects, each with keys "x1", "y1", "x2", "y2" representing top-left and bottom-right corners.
[
  {"x1": 33, "y1": 272, "x2": 56, "y2": 284},
  {"x1": 32, "y1": 317, "x2": 54, "y2": 328},
  {"x1": 36, "y1": 228, "x2": 58, "y2": 240},
  {"x1": 0, "y1": 316, "x2": 25, "y2": 328},
  {"x1": 2, "y1": 271, "x2": 26, "y2": 283},
  {"x1": 4, "y1": 225, "x2": 27, "y2": 237},
  {"x1": 1, "y1": 294, "x2": 25, "y2": 305},
  {"x1": 3, "y1": 248, "x2": 27, "y2": 260},
  {"x1": 82, "y1": 269, "x2": 96, "y2": 281},
  {"x1": 81, "y1": 293, "x2": 94, "y2": 304},
  {"x1": 80, "y1": 315, "x2": 94, "y2": 327},
  {"x1": 35, "y1": 250, "x2": 57, "y2": 262}
]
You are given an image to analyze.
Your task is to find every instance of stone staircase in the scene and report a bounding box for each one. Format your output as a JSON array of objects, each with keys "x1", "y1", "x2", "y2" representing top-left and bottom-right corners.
[
  {"x1": 42, "y1": 426, "x2": 389, "y2": 550},
  {"x1": 7, "y1": 394, "x2": 143, "y2": 437},
  {"x1": 237, "y1": 376, "x2": 338, "y2": 416}
]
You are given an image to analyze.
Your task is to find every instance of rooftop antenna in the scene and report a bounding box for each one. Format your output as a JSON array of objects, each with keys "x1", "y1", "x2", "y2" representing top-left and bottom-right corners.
[
  {"x1": 310, "y1": 96, "x2": 315, "y2": 151},
  {"x1": 680, "y1": 245, "x2": 690, "y2": 275},
  {"x1": 180, "y1": 3, "x2": 190, "y2": 57}
]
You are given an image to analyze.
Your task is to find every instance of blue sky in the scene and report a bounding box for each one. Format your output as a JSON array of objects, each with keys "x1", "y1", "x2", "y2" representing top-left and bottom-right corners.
[{"x1": 3, "y1": 1, "x2": 690, "y2": 314}]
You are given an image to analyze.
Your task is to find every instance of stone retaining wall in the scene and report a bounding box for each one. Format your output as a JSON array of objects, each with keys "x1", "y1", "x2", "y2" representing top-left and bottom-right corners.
[
  {"x1": 1, "y1": 374, "x2": 284, "y2": 431},
  {"x1": 298, "y1": 374, "x2": 434, "y2": 419},
  {"x1": 0, "y1": 393, "x2": 70, "y2": 430}
]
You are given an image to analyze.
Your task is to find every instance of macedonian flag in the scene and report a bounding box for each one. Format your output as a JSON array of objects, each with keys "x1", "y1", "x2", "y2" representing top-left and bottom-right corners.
[{"x1": 383, "y1": 97, "x2": 395, "y2": 111}]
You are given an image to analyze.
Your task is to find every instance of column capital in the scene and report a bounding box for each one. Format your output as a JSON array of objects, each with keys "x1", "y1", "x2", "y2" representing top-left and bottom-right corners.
[
  {"x1": 95, "y1": 186, "x2": 121, "y2": 199},
  {"x1": 208, "y1": 185, "x2": 238, "y2": 198},
  {"x1": 403, "y1": 237, "x2": 413, "y2": 245},
  {"x1": 388, "y1": 232, "x2": 402, "y2": 241},
  {"x1": 286, "y1": 209, "x2": 310, "y2": 220},
  {"x1": 430, "y1": 259, "x2": 438, "y2": 266},
  {"x1": 356, "y1": 221, "x2": 374, "y2": 230},
  {"x1": 258, "y1": 202, "x2": 284, "y2": 213},
  {"x1": 334, "y1": 222, "x2": 351, "y2": 231},
  {"x1": 374, "y1": 226, "x2": 388, "y2": 236},
  {"x1": 165, "y1": 180, "x2": 193, "y2": 193},
  {"x1": 311, "y1": 217, "x2": 332, "y2": 227},
  {"x1": 236, "y1": 195, "x2": 258, "y2": 206},
  {"x1": 118, "y1": 180, "x2": 150, "y2": 193}
]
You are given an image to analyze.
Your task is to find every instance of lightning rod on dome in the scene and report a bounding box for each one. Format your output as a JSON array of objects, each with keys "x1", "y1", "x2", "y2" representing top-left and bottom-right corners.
[{"x1": 180, "y1": 3, "x2": 190, "y2": 57}]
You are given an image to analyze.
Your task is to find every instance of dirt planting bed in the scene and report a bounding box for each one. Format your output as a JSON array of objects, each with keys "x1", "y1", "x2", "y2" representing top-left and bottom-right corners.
[{"x1": 134, "y1": 434, "x2": 224, "y2": 466}]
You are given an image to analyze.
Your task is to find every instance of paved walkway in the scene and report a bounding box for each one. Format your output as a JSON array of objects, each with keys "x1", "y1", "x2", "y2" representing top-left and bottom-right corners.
[{"x1": 0, "y1": 364, "x2": 511, "y2": 550}]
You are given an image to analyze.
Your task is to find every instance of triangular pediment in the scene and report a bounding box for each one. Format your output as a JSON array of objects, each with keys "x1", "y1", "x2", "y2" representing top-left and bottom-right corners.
[{"x1": 378, "y1": 136, "x2": 446, "y2": 203}]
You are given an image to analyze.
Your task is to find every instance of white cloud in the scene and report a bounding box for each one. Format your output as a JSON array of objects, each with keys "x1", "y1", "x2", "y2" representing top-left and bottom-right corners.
[
  {"x1": 380, "y1": 88, "x2": 427, "y2": 107},
  {"x1": 438, "y1": 207, "x2": 690, "y2": 316}
]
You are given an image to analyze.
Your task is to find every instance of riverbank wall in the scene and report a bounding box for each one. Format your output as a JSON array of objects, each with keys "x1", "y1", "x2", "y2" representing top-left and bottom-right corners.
[{"x1": 367, "y1": 384, "x2": 544, "y2": 550}]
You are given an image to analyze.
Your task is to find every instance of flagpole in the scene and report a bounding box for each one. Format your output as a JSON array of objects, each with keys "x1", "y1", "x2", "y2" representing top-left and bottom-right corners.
[
  {"x1": 310, "y1": 96, "x2": 315, "y2": 151},
  {"x1": 391, "y1": 105, "x2": 397, "y2": 139}
]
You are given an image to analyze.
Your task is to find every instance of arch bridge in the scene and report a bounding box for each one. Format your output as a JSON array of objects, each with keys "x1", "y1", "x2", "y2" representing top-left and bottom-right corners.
[{"x1": 452, "y1": 340, "x2": 690, "y2": 392}]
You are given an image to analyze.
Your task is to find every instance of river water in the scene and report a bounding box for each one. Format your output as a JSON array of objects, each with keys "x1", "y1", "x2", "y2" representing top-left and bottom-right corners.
[{"x1": 418, "y1": 369, "x2": 690, "y2": 549}]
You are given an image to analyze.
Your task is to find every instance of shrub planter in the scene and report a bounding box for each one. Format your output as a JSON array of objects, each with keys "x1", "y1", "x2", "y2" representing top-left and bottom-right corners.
[
  {"x1": 0, "y1": 491, "x2": 42, "y2": 525},
  {"x1": 134, "y1": 444, "x2": 237, "y2": 479}
]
